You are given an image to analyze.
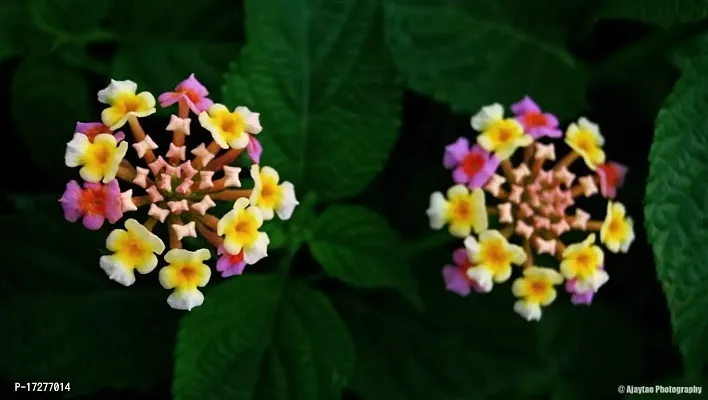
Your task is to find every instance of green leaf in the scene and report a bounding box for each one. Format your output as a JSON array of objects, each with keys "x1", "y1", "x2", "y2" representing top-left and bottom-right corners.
[
  {"x1": 335, "y1": 243, "x2": 647, "y2": 400},
  {"x1": 106, "y1": 0, "x2": 243, "y2": 42},
  {"x1": 11, "y1": 56, "x2": 92, "y2": 180},
  {"x1": 29, "y1": 0, "x2": 116, "y2": 43},
  {"x1": 381, "y1": 0, "x2": 587, "y2": 119},
  {"x1": 0, "y1": 193, "x2": 179, "y2": 397},
  {"x1": 644, "y1": 39, "x2": 708, "y2": 376},
  {"x1": 222, "y1": 0, "x2": 403, "y2": 202},
  {"x1": 108, "y1": 0, "x2": 243, "y2": 108},
  {"x1": 173, "y1": 275, "x2": 354, "y2": 400},
  {"x1": 1, "y1": 194, "x2": 112, "y2": 296},
  {"x1": 0, "y1": 289, "x2": 179, "y2": 396},
  {"x1": 597, "y1": 0, "x2": 708, "y2": 28},
  {"x1": 0, "y1": 3, "x2": 47, "y2": 59},
  {"x1": 336, "y1": 284, "x2": 646, "y2": 399},
  {"x1": 308, "y1": 204, "x2": 420, "y2": 307}
]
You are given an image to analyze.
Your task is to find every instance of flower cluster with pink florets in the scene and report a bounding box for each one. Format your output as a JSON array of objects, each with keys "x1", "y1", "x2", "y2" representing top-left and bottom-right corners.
[
  {"x1": 426, "y1": 97, "x2": 635, "y2": 321},
  {"x1": 61, "y1": 74, "x2": 299, "y2": 311}
]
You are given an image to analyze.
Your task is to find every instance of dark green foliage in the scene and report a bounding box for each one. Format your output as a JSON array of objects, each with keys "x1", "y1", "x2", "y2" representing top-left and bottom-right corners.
[{"x1": 1, "y1": 0, "x2": 707, "y2": 398}]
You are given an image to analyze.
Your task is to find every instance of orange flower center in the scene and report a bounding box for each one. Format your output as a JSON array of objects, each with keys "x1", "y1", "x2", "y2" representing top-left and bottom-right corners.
[
  {"x1": 227, "y1": 251, "x2": 245, "y2": 264},
  {"x1": 180, "y1": 89, "x2": 201, "y2": 104},
  {"x1": 122, "y1": 98, "x2": 139, "y2": 113},
  {"x1": 523, "y1": 112, "x2": 548, "y2": 127},
  {"x1": 95, "y1": 147, "x2": 110, "y2": 164},
  {"x1": 486, "y1": 243, "x2": 506, "y2": 264},
  {"x1": 235, "y1": 221, "x2": 250, "y2": 234},
  {"x1": 576, "y1": 253, "x2": 590, "y2": 266},
  {"x1": 261, "y1": 183, "x2": 275, "y2": 200},
  {"x1": 497, "y1": 128, "x2": 513, "y2": 142},
  {"x1": 126, "y1": 239, "x2": 144, "y2": 258},
  {"x1": 452, "y1": 201, "x2": 470, "y2": 219},
  {"x1": 180, "y1": 266, "x2": 197, "y2": 280},
  {"x1": 576, "y1": 138, "x2": 592, "y2": 152},
  {"x1": 600, "y1": 165, "x2": 617, "y2": 187},
  {"x1": 222, "y1": 119, "x2": 236, "y2": 132},
  {"x1": 529, "y1": 280, "x2": 547, "y2": 296},
  {"x1": 79, "y1": 186, "x2": 106, "y2": 215},
  {"x1": 608, "y1": 218, "x2": 622, "y2": 234},
  {"x1": 461, "y1": 152, "x2": 484, "y2": 176}
]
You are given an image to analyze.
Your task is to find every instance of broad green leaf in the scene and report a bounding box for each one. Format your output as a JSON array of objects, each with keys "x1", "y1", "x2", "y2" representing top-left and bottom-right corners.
[
  {"x1": 335, "y1": 244, "x2": 646, "y2": 400},
  {"x1": 308, "y1": 204, "x2": 420, "y2": 307},
  {"x1": 336, "y1": 281, "x2": 645, "y2": 399},
  {"x1": 222, "y1": 0, "x2": 403, "y2": 202},
  {"x1": 597, "y1": 0, "x2": 708, "y2": 28},
  {"x1": 111, "y1": 41, "x2": 239, "y2": 107},
  {"x1": 29, "y1": 0, "x2": 115, "y2": 43},
  {"x1": 106, "y1": 0, "x2": 243, "y2": 42},
  {"x1": 1, "y1": 194, "x2": 112, "y2": 296},
  {"x1": 173, "y1": 275, "x2": 354, "y2": 400},
  {"x1": 644, "y1": 42, "x2": 708, "y2": 375},
  {"x1": 108, "y1": 0, "x2": 243, "y2": 112},
  {"x1": 0, "y1": 3, "x2": 46, "y2": 59},
  {"x1": 0, "y1": 289, "x2": 180, "y2": 396},
  {"x1": 11, "y1": 56, "x2": 92, "y2": 180},
  {"x1": 381, "y1": 0, "x2": 587, "y2": 119}
]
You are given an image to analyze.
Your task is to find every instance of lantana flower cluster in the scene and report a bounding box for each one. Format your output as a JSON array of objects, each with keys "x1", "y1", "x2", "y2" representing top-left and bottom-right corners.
[
  {"x1": 426, "y1": 97, "x2": 635, "y2": 321},
  {"x1": 61, "y1": 74, "x2": 299, "y2": 311}
]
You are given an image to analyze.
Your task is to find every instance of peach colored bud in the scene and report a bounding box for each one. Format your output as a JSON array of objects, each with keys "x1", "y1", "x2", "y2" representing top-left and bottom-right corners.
[
  {"x1": 167, "y1": 200, "x2": 189, "y2": 214},
  {"x1": 166, "y1": 115, "x2": 191, "y2": 135},
  {"x1": 176, "y1": 179, "x2": 194, "y2": 195},
  {"x1": 166, "y1": 143, "x2": 186, "y2": 161},
  {"x1": 172, "y1": 221, "x2": 197, "y2": 241},
  {"x1": 515, "y1": 220, "x2": 534, "y2": 238},
  {"x1": 484, "y1": 174, "x2": 506, "y2": 196},
  {"x1": 557, "y1": 190, "x2": 573, "y2": 207},
  {"x1": 132, "y1": 135, "x2": 158, "y2": 158},
  {"x1": 148, "y1": 156, "x2": 167, "y2": 175},
  {"x1": 554, "y1": 166, "x2": 575, "y2": 187},
  {"x1": 518, "y1": 202, "x2": 534, "y2": 218},
  {"x1": 526, "y1": 182, "x2": 541, "y2": 194},
  {"x1": 223, "y1": 166, "x2": 242, "y2": 187},
  {"x1": 498, "y1": 202, "x2": 513, "y2": 223},
  {"x1": 148, "y1": 204, "x2": 169, "y2": 222},
  {"x1": 534, "y1": 143, "x2": 556, "y2": 160},
  {"x1": 511, "y1": 164, "x2": 530, "y2": 182},
  {"x1": 537, "y1": 169, "x2": 553, "y2": 184},
  {"x1": 509, "y1": 185, "x2": 523, "y2": 203},
  {"x1": 529, "y1": 195, "x2": 541, "y2": 208},
  {"x1": 541, "y1": 204, "x2": 555, "y2": 216},
  {"x1": 199, "y1": 171, "x2": 215, "y2": 190},
  {"x1": 191, "y1": 195, "x2": 216, "y2": 215},
  {"x1": 146, "y1": 186, "x2": 164, "y2": 202},
  {"x1": 191, "y1": 143, "x2": 215, "y2": 167},
  {"x1": 578, "y1": 176, "x2": 598, "y2": 197},
  {"x1": 535, "y1": 237, "x2": 556, "y2": 255},
  {"x1": 180, "y1": 161, "x2": 197, "y2": 179},
  {"x1": 540, "y1": 190, "x2": 554, "y2": 203},
  {"x1": 532, "y1": 216, "x2": 550, "y2": 229},
  {"x1": 120, "y1": 190, "x2": 137, "y2": 212},
  {"x1": 159, "y1": 173, "x2": 173, "y2": 192},
  {"x1": 551, "y1": 220, "x2": 571, "y2": 235},
  {"x1": 572, "y1": 209, "x2": 590, "y2": 229},
  {"x1": 132, "y1": 167, "x2": 149, "y2": 188}
]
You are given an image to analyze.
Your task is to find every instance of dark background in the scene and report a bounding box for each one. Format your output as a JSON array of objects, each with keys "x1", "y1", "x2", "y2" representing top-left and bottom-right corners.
[{"x1": 0, "y1": 0, "x2": 699, "y2": 399}]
